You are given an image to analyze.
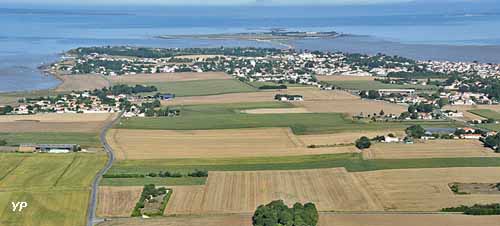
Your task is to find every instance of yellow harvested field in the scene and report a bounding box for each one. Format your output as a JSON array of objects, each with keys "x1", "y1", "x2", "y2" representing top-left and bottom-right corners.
[
  {"x1": 317, "y1": 75, "x2": 377, "y2": 81},
  {"x1": 241, "y1": 108, "x2": 310, "y2": 114},
  {"x1": 0, "y1": 113, "x2": 116, "y2": 133},
  {"x1": 109, "y1": 72, "x2": 231, "y2": 84},
  {"x1": 362, "y1": 140, "x2": 499, "y2": 160},
  {"x1": 97, "y1": 213, "x2": 500, "y2": 226},
  {"x1": 55, "y1": 74, "x2": 110, "y2": 91},
  {"x1": 162, "y1": 88, "x2": 356, "y2": 106},
  {"x1": 165, "y1": 168, "x2": 383, "y2": 215},
  {"x1": 165, "y1": 186, "x2": 206, "y2": 215},
  {"x1": 97, "y1": 212, "x2": 500, "y2": 226},
  {"x1": 355, "y1": 167, "x2": 500, "y2": 211},
  {"x1": 298, "y1": 130, "x2": 404, "y2": 146},
  {"x1": 295, "y1": 99, "x2": 406, "y2": 116},
  {"x1": 96, "y1": 186, "x2": 143, "y2": 217},
  {"x1": 322, "y1": 213, "x2": 500, "y2": 226},
  {"x1": 108, "y1": 128, "x2": 357, "y2": 160},
  {"x1": 97, "y1": 214, "x2": 251, "y2": 226}
]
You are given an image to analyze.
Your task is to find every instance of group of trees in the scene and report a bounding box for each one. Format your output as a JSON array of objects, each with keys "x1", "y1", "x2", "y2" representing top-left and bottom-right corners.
[
  {"x1": 405, "y1": 125, "x2": 426, "y2": 139},
  {"x1": 0, "y1": 105, "x2": 13, "y2": 115},
  {"x1": 355, "y1": 136, "x2": 372, "y2": 149},
  {"x1": 131, "y1": 184, "x2": 170, "y2": 217},
  {"x1": 442, "y1": 203, "x2": 500, "y2": 215},
  {"x1": 109, "y1": 84, "x2": 158, "y2": 95},
  {"x1": 104, "y1": 169, "x2": 208, "y2": 179},
  {"x1": 482, "y1": 133, "x2": 500, "y2": 152},
  {"x1": 359, "y1": 90, "x2": 380, "y2": 99},
  {"x1": 259, "y1": 84, "x2": 288, "y2": 90},
  {"x1": 73, "y1": 46, "x2": 283, "y2": 59},
  {"x1": 0, "y1": 139, "x2": 7, "y2": 146},
  {"x1": 253, "y1": 200, "x2": 318, "y2": 226}
]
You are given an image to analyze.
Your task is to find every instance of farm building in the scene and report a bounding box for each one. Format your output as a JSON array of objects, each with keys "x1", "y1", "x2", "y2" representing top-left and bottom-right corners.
[
  {"x1": 378, "y1": 89, "x2": 415, "y2": 96},
  {"x1": 156, "y1": 93, "x2": 176, "y2": 101},
  {"x1": 275, "y1": 94, "x2": 304, "y2": 102},
  {"x1": 18, "y1": 144, "x2": 80, "y2": 153}
]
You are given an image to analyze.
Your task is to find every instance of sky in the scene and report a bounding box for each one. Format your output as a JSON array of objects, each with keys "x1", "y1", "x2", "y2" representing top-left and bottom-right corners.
[{"x1": 0, "y1": 0, "x2": 445, "y2": 6}]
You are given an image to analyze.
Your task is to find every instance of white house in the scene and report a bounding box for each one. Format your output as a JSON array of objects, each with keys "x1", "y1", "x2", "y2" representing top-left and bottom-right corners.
[{"x1": 383, "y1": 136, "x2": 400, "y2": 143}]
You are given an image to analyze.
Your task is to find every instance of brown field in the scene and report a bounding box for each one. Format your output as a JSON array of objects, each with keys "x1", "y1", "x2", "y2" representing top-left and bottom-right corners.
[
  {"x1": 108, "y1": 72, "x2": 231, "y2": 84},
  {"x1": 317, "y1": 75, "x2": 377, "y2": 81},
  {"x1": 362, "y1": 140, "x2": 499, "y2": 160},
  {"x1": 298, "y1": 130, "x2": 405, "y2": 146},
  {"x1": 241, "y1": 108, "x2": 310, "y2": 114},
  {"x1": 164, "y1": 186, "x2": 206, "y2": 215},
  {"x1": 165, "y1": 168, "x2": 383, "y2": 215},
  {"x1": 55, "y1": 74, "x2": 110, "y2": 91},
  {"x1": 0, "y1": 113, "x2": 116, "y2": 133},
  {"x1": 96, "y1": 186, "x2": 143, "y2": 217},
  {"x1": 355, "y1": 167, "x2": 500, "y2": 211},
  {"x1": 108, "y1": 128, "x2": 358, "y2": 160},
  {"x1": 442, "y1": 105, "x2": 492, "y2": 121},
  {"x1": 162, "y1": 87, "x2": 405, "y2": 116},
  {"x1": 97, "y1": 213, "x2": 500, "y2": 226},
  {"x1": 161, "y1": 88, "x2": 357, "y2": 106},
  {"x1": 295, "y1": 99, "x2": 406, "y2": 116}
]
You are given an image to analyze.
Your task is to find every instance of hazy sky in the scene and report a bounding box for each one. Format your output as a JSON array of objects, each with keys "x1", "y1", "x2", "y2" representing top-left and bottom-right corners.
[{"x1": 0, "y1": 0, "x2": 419, "y2": 6}]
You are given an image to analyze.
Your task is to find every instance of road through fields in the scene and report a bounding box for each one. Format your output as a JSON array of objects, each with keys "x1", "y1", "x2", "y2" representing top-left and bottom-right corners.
[{"x1": 87, "y1": 112, "x2": 123, "y2": 226}]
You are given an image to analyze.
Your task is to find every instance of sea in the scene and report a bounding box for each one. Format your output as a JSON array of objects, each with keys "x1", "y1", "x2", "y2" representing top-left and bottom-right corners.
[{"x1": 1, "y1": 2, "x2": 500, "y2": 92}]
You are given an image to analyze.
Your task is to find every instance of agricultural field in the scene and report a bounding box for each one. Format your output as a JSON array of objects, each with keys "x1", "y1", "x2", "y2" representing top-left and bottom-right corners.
[
  {"x1": 0, "y1": 153, "x2": 106, "y2": 226},
  {"x1": 0, "y1": 132, "x2": 101, "y2": 148},
  {"x1": 97, "y1": 186, "x2": 143, "y2": 217},
  {"x1": 109, "y1": 72, "x2": 231, "y2": 84},
  {"x1": 117, "y1": 102, "x2": 460, "y2": 135},
  {"x1": 96, "y1": 213, "x2": 500, "y2": 226},
  {"x1": 468, "y1": 109, "x2": 500, "y2": 120},
  {"x1": 0, "y1": 113, "x2": 116, "y2": 133},
  {"x1": 321, "y1": 79, "x2": 438, "y2": 90},
  {"x1": 164, "y1": 168, "x2": 383, "y2": 215},
  {"x1": 355, "y1": 167, "x2": 500, "y2": 211},
  {"x1": 295, "y1": 99, "x2": 406, "y2": 116},
  {"x1": 160, "y1": 87, "x2": 352, "y2": 106},
  {"x1": 140, "y1": 79, "x2": 257, "y2": 97},
  {"x1": 297, "y1": 130, "x2": 405, "y2": 146},
  {"x1": 0, "y1": 90, "x2": 66, "y2": 106},
  {"x1": 107, "y1": 128, "x2": 358, "y2": 160},
  {"x1": 55, "y1": 74, "x2": 110, "y2": 92},
  {"x1": 362, "y1": 140, "x2": 499, "y2": 160},
  {"x1": 0, "y1": 190, "x2": 90, "y2": 226},
  {"x1": 107, "y1": 153, "x2": 500, "y2": 180}
]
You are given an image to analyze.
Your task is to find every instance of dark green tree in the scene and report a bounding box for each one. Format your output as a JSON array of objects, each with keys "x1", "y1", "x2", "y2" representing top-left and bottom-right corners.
[{"x1": 355, "y1": 136, "x2": 372, "y2": 149}]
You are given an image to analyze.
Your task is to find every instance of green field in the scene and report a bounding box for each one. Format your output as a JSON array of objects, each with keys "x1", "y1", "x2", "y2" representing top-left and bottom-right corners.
[
  {"x1": 117, "y1": 102, "x2": 461, "y2": 135},
  {"x1": 468, "y1": 109, "x2": 500, "y2": 120},
  {"x1": 0, "y1": 132, "x2": 101, "y2": 148},
  {"x1": 325, "y1": 80, "x2": 438, "y2": 91},
  {"x1": 0, "y1": 153, "x2": 106, "y2": 226},
  {"x1": 106, "y1": 153, "x2": 500, "y2": 186},
  {"x1": 139, "y1": 79, "x2": 257, "y2": 97},
  {"x1": 0, "y1": 90, "x2": 68, "y2": 106}
]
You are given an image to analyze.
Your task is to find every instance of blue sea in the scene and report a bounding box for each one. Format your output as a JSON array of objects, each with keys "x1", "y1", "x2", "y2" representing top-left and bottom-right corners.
[{"x1": 2, "y1": 2, "x2": 500, "y2": 92}]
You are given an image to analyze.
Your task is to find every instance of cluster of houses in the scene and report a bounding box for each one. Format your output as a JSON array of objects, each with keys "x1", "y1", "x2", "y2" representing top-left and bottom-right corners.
[
  {"x1": 425, "y1": 60, "x2": 500, "y2": 78},
  {"x1": 274, "y1": 94, "x2": 304, "y2": 102},
  {"x1": 379, "y1": 127, "x2": 497, "y2": 144},
  {"x1": 18, "y1": 144, "x2": 80, "y2": 154},
  {"x1": 10, "y1": 92, "x2": 124, "y2": 115}
]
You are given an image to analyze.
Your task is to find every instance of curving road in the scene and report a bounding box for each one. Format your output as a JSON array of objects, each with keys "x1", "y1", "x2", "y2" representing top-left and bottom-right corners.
[{"x1": 86, "y1": 112, "x2": 123, "y2": 226}]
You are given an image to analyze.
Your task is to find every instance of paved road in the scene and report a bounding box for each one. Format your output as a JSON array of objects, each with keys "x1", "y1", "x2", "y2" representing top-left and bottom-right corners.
[{"x1": 86, "y1": 112, "x2": 123, "y2": 226}]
